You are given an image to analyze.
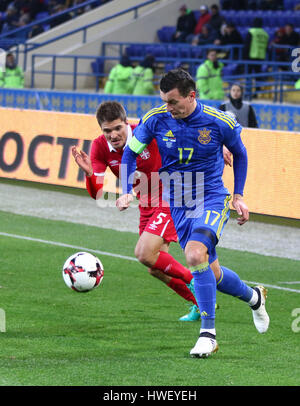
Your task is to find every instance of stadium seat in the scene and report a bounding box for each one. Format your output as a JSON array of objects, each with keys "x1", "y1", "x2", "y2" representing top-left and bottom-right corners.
[
  {"x1": 157, "y1": 26, "x2": 176, "y2": 43},
  {"x1": 222, "y1": 63, "x2": 239, "y2": 77}
]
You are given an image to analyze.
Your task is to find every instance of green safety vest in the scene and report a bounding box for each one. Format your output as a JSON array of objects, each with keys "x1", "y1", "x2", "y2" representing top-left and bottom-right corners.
[
  {"x1": 249, "y1": 28, "x2": 269, "y2": 60},
  {"x1": 0, "y1": 67, "x2": 24, "y2": 88}
]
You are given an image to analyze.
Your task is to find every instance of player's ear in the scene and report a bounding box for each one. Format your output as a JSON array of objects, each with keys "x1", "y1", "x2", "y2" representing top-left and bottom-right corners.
[{"x1": 188, "y1": 90, "x2": 196, "y2": 102}]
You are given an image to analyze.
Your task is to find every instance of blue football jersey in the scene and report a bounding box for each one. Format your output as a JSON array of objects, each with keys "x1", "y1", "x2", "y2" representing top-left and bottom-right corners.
[{"x1": 132, "y1": 101, "x2": 242, "y2": 199}]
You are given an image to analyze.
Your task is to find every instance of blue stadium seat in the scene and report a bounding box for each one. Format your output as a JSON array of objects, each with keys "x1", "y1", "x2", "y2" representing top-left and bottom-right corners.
[
  {"x1": 157, "y1": 26, "x2": 176, "y2": 43},
  {"x1": 222, "y1": 63, "x2": 239, "y2": 77}
]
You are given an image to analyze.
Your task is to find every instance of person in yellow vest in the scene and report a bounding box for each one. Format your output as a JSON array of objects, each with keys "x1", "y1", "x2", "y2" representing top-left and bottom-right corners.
[
  {"x1": 244, "y1": 18, "x2": 269, "y2": 95},
  {"x1": 196, "y1": 49, "x2": 225, "y2": 100},
  {"x1": 0, "y1": 53, "x2": 24, "y2": 88},
  {"x1": 295, "y1": 79, "x2": 300, "y2": 89},
  {"x1": 104, "y1": 55, "x2": 133, "y2": 95},
  {"x1": 131, "y1": 55, "x2": 156, "y2": 95}
]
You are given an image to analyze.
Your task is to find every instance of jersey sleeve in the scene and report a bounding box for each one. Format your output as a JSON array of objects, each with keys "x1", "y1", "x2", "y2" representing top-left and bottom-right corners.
[
  {"x1": 220, "y1": 117, "x2": 243, "y2": 149},
  {"x1": 219, "y1": 117, "x2": 248, "y2": 196},
  {"x1": 129, "y1": 116, "x2": 156, "y2": 153},
  {"x1": 86, "y1": 138, "x2": 107, "y2": 199},
  {"x1": 90, "y1": 138, "x2": 107, "y2": 176}
]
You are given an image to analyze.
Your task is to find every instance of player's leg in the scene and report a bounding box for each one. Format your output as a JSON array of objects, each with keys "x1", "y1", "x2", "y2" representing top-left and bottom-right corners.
[
  {"x1": 185, "y1": 239, "x2": 219, "y2": 358},
  {"x1": 214, "y1": 263, "x2": 269, "y2": 333},
  {"x1": 135, "y1": 232, "x2": 197, "y2": 307}
]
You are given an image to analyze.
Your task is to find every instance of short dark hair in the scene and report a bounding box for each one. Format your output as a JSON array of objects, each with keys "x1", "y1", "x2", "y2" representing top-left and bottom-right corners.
[
  {"x1": 96, "y1": 101, "x2": 127, "y2": 127},
  {"x1": 160, "y1": 68, "x2": 196, "y2": 97}
]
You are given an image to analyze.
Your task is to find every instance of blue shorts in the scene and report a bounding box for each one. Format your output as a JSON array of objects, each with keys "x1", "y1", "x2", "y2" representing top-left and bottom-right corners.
[{"x1": 170, "y1": 194, "x2": 231, "y2": 262}]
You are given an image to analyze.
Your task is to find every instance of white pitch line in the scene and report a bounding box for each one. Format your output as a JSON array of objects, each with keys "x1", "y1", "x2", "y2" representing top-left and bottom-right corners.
[
  {"x1": 0, "y1": 231, "x2": 138, "y2": 263},
  {"x1": 243, "y1": 280, "x2": 300, "y2": 294},
  {"x1": 279, "y1": 281, "x2": 300, "y2": 284},
  {"x1": 1, "y1": 231, "x2": 300, "y2": 294}
]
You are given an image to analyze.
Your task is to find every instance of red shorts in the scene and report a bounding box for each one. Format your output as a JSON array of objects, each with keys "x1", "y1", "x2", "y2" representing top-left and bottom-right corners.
[{"x1": 138, "y1": 205, "x2": 178, "y2": 243}]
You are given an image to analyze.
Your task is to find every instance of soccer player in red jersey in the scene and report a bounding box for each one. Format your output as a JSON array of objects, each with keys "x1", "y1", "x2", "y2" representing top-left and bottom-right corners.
[{"x1": 72, "y1": 101, "x2": 199, "y2": 318}]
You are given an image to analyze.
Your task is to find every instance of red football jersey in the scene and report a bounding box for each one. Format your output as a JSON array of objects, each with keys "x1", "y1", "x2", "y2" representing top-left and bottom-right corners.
[{"x1": 87, "y1": 124, "x2": 162, "y2": 207}]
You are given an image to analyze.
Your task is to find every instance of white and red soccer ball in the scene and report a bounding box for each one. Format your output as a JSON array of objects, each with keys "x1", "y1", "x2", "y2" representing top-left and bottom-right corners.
[{"x1": 63, "y1": 252, "x2": 104, "y2": 292}]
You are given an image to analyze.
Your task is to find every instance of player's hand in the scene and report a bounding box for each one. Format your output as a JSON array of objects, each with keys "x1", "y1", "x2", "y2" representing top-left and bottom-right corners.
[
  {"x1": 116, "y1": 194, "x2": 134, "y2": 211},
  {"x1": 223, "y1": 146, "x2": 232, "y2": 167},
  {"x1": 232, "y1": 194, "x2": 249, "y2": 225},
  {"x1": 71, "y1": 146, "x2": 93, "y2": 177}
]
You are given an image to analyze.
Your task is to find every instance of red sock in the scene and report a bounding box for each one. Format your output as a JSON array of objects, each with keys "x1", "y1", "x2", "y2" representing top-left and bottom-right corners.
[
  {"x1": 153, "y1": 251, "x2": 193, "y2": 284},
  {"x1": 167, "y1": 278, "x2": 197, "y2": 305}
]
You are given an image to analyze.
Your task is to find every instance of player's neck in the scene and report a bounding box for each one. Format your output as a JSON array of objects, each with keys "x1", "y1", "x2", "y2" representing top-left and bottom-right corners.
[{"x1": 183, "y1": 100, "x2": 198, "y2": 119}]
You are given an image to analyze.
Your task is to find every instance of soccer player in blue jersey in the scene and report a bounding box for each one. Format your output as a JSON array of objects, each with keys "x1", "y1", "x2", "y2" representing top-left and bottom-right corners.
[{"x1": 116, "y1": 69, "x2": 269, "y2": 358}]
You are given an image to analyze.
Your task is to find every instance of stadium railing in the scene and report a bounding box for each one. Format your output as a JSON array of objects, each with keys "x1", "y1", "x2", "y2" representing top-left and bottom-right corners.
[
  {"x1": 0, "y1": 0, "x2": 103, "y2": 45},
  {"x1": 29, "y1": 51, "x2": 299, "y2": 102},
  {"x1": 0, "y1": 0, "x2": 161, "y2": 72}
]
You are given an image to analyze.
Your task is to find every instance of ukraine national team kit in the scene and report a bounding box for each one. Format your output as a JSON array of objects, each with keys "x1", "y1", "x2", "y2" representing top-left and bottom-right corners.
[
  {"x1": 121, "y1": 100, "x2": 270, "y2": 355},
  {"x1": 124, "y1": 101, "x2": 245, "y2": 260}
]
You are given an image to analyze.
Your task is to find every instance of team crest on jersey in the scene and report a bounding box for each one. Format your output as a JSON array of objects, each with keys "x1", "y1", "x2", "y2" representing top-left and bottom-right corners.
[
  {"x1": 139, "y1": 148, "x2": 150, "y2": 160},
  {"x1": 198, "y1": 128, "x2": 211, "y2": 144}
]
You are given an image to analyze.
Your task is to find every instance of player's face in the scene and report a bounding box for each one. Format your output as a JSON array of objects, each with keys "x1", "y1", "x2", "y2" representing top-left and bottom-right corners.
[
  {"x1": 160, "y1": 87, "x2": 196, "y2": 119},
  {"x1": 101, "y1": 118, "x2": 128, "y2": 150}
]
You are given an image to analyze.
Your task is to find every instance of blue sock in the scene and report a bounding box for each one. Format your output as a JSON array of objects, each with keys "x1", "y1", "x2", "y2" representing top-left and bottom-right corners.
[
  {"x1": 217, "y1": 266, "x2": 253, "y2": 302},
  {"x1": 191, "y1": 262, "x2": 216, "y2": 329}
]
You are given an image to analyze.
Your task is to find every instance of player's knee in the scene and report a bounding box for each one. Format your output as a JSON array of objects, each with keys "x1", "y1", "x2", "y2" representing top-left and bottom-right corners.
[
  {"x1": 185, "y1": 246, "x2": 207, "y2": 267},
  {"x1": 135, "y1": 243, "x2": 153, "y2": 267}
]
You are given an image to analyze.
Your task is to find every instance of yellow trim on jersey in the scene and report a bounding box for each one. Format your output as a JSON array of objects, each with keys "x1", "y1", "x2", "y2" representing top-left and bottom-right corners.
[
  {"x1": 142, "y1": 104, "x2": 167, "y2": 123},
  {"x1": 203, "y1": 105, "x2": 236, "y2": 127},
  {"x1": 216, "y1": 268, "x2": 224, "y2": 286},
  {"x1": 216, "y1": 195, "x2": 231, "y2": 239},
  {"x1": 203, "y1": 106, "x2": 236, "y2": 129}
]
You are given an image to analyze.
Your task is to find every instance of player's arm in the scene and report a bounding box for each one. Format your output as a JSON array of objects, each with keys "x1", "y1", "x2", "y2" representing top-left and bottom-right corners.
[
  {"x1": 71, "y1": 146, "x2": 105, "y2": 200},
  {"x1": 116, "y1": 136, "x2": 148, "y2": 211},
  {"x1": 223, "y1": 126, "x2": 249, "y2": 225}
]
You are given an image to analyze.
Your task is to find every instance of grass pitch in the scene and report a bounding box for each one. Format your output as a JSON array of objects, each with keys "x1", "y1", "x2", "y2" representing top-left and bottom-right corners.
[{"x1": 0, "y1": 209, "x2": 299, "y2": 387}]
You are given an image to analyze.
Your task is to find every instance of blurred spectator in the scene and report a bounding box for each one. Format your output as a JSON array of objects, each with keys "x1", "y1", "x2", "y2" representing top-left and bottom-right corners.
[
  {"x1": 281, "y1": 24, "x2": 300, "y2": 47},
  {"x1": 196, "y1": 49, "x2": 224, "y2": 100},
  {"x1": 104, "y1": 55, "x2": 133, "y2": 95},
  {"x1": 207, "y1": 4, "x2": 225, "y2": 36},
  {"x1": 214, "y1": 23, "x2": 243, "y2": 59},
  {"x1": 270, "y1": 27, "x2": 287, "y2": 61},
  {"x1": 172, "y1": 4, "x2": 196, "y2": 43},
  {"x1": 131, "y1": 55, "x2": 156, "y2": 95},
  {"x1": 1, "y1": 5, "x2": 19, "y2": 33},
  {"x1": 261, "y1": 0, "x2": 283, "y2": 10},
  {"x1": 26, "y1": 0, "x2": 48, "y2": 20},
  {"x1": 50, "y1": 4, "x2": 72, "y2": 28},
  {"x1": 219, "y1": 83, "x2": 258, "y2": 128},
  {"x1": 192, "y1": 5, "x2": 211, "y2": 37},
  {"x1": 28, "y1": 23, "x2": 44, "y2": 38},
  {"x1": 244, "y1": 18, "x2": 269, "y2": 73},
  {"x1": 0, "y1": 52, "x2": 24, "y2": 88},
  {"x1": 189, "y1": 24, "x2": 218, "y2": 46},
  {"x1": 214, "y1": 23, "x2": 243, "y2": 46}
]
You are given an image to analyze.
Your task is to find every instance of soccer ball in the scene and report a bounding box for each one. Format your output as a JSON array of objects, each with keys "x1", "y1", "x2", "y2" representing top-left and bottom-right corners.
[{"x1": 62, "y1": 252, "x2": 104, "y2": 292}]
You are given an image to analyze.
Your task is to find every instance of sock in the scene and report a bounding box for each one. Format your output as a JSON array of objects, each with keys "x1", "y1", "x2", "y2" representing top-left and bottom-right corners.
[
  {"x1": 154, "y1": 251, "x2": 193, "y2": 284},
  {"x1": 217, "y1": 266, "x2": 255, "y2": 303},
  {"x1": 191, "y1": 262, "x2": 216, "y2": 330},
  {"x1": 167, "y1": 278, "x2": 197, "y2": 306}
]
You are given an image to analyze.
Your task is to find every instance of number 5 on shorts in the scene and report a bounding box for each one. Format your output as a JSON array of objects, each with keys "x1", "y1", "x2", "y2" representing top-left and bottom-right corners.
[{"x1": 152, "y1": 212, "x2": 167, "y2": 225}]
